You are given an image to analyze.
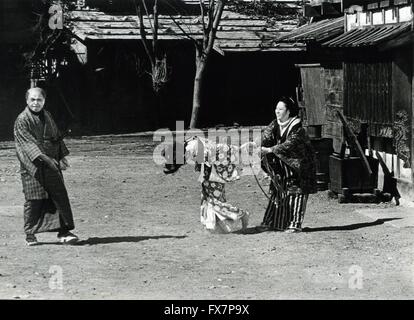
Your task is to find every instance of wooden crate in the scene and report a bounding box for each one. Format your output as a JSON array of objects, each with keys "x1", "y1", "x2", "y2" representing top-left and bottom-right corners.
[{"x1": 329, "y1": 154, "x2": 379, "y2": 194}]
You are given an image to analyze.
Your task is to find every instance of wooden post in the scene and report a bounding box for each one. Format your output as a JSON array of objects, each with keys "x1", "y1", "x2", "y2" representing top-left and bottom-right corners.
[
  {"x1": 337, "y1": 110, "x2": 373, "y2": 176},
  {"x1": 411, "y1": 2, "x2": 414, "y2": 183},
  {"x1": 412, "y1": 42, "x2": 414, "y2": 183}
]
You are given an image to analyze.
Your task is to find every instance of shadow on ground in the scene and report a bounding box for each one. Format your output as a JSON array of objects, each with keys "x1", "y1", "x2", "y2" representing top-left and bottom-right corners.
[
  {"x1": 76, "y1": 235, "x2": 187, "y2": 245},
  {"x1": 30, "y1": 235, "x2": 188, "y2": 246},
  {"x1": 236, "y1": 218, "x2": 402, "y2": 235},
  {"x1": 302, "y1": 218, "x2": 402, "y2": 232}
]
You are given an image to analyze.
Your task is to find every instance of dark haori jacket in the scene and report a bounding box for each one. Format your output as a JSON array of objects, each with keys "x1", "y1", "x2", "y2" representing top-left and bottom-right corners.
[
  {"x1": 261, "y1": 118, "x2": 318, "y2": 194},
  {"x1": 14, "y1": 107, "x2": 69, "y2": 200}
]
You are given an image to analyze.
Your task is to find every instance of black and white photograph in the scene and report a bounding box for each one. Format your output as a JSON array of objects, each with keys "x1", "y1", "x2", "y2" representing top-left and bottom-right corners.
[{"x1": 0, "y1": 0, "x2": 413, "y2": 305}]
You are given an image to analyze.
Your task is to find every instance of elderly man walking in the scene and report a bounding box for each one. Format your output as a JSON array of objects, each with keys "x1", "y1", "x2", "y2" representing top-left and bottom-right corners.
[{"x1": 14, "y1": 87, "x2": 78, "y2": 246}]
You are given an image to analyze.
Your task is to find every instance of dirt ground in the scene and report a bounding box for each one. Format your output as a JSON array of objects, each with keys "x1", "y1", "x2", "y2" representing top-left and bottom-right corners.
[{"x1": 0, "y1": 134, "x2": 413, "y2": 300}]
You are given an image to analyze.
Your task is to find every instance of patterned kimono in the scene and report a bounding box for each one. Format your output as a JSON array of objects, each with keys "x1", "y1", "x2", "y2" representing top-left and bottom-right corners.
[
  {"x1": 14, "y1": 107, "x2": 74, "y2": 235},
  {"x1": 185, "y1": 138, "x2": 249, "y2": 233},
  {"x1": 261, "y1": 117, "x2": 317, "y2": 230}
]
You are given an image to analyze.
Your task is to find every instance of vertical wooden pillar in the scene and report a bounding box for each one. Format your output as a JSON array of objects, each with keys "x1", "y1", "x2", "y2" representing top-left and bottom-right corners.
[
  {"x1": 411, "y1": 0, "x2": 414, "y2": 183},
  {"x1": 411, "y1": 44, "x2": 414, "y2": 183}
]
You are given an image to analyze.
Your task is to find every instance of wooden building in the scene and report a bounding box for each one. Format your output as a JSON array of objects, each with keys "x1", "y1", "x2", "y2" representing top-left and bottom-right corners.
[
  {"x1": 274, "y1": 0, "x2": 414, "y2": 200},
  {"x1": 62, "y1": 3, "x2": 306, "y2": 134},
  {"x1": 0, "y1": 0, "x2": 308, "y2": 139}
]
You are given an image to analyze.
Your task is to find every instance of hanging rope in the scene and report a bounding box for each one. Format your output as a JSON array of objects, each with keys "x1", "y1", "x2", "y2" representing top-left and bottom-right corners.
[{"x1": 240, "y1": 142, "x2": 286, "y2": 207}]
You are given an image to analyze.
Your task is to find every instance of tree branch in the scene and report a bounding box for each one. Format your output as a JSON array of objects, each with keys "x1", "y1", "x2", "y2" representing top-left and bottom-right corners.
[
  {"x1": 169, "y1": 15, "x2": 198, "y2": 44},
  {"x1": 206, "y1": 0, "x2": 214, "y2": 35},
  {"x1": 134, "y1": 0, "x2": 154, "y2": 67},
  {"x1": 205, "y1": 0, "x2": 225, "y2": 56},
  {"x1": 141, "y1": 0, "x2": 154, "y2": 33},
  {"x1": 153, "y1": 0, "x2": 158, "y2": 57},
  {"x1": 199, "y1": 0, "x2": 206, "y2": 34}
]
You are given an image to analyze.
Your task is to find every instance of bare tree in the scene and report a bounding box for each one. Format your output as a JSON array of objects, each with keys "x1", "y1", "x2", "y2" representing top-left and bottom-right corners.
[
  {"x1": 134, "y1": 0, "x2": 168, "y2": 93},
  {"x1": 191, "y1": 0, "x2": 226, "y2": 128},
  {"x1": 171, "y1": 0, "x2": 227, "y2": 128}
]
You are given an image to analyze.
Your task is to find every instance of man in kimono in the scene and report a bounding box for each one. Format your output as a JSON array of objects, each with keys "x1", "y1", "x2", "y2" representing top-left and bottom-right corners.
[{"x1": 14, "y1": 87, "x2": 78, "y2": 246}]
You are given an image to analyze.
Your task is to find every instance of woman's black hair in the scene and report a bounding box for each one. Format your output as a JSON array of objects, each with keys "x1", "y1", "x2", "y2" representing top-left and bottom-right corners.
[{"x1": 277, "y1": 96, "x2": 299, "y2": 117}]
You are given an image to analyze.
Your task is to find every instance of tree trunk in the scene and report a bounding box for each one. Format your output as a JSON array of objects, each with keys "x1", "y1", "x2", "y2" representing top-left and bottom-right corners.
[
  {"x1": 190, "y1": 50, "x2": 207, "y2": 128},
  {"x1": 189, "y1": 0, "x2": 225, "y2": 128}
]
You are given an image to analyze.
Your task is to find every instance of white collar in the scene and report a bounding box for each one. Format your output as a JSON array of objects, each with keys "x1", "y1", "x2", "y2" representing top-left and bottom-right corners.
[
  {"x1": 279, "y1": 117, "x2": 300, "y2": 137},
  {"x1": 277, "y1": 117, "x2": 292, "y2": 128}
]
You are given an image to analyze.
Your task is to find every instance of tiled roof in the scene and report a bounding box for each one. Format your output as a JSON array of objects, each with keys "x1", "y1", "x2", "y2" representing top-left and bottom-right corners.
[
  {"x1": 275, "y1": 16, "x2": 344, "y2": 43},
  {"x1": 322, "y1": 22, "x2": 412, "y2": 47},
  {"x1": 69, "y1": 9, "x2": 303, "y2": 52}
]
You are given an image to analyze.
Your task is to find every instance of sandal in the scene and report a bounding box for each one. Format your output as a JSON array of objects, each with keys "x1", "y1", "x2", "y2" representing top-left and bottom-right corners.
[{"x1": 285, "y1": 227, "x2": 302, "y2": 233}]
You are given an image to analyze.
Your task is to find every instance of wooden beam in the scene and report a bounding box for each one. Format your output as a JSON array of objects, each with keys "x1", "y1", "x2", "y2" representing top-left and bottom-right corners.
[
  {"x1": 337, "y1": 110, "x2": 373, "y2": 176},
  {"x1": 411, "y1": 0, "x2": 414, "y2": 183},
  {"x1": 412, "y1": 44, "x2": 414, "y2": 183},
  {"x1": 294, "y1": 63, "x2": 322, "y2": 67},
  {"x1": 70, "y1": 38, "x2": 87, "y2": 64},
  {"x1": 222, "y1": 47, "x2": 306, "y2": 52},
  {"x1": 345, "y1": 5, "x2": 363, "y2": 13},
  {"x1": 380, "y1": 0, "x2": 391, "y2": 8},
  {"x1": 394, "y1": 0, "x2": 409, "y2": 4}
]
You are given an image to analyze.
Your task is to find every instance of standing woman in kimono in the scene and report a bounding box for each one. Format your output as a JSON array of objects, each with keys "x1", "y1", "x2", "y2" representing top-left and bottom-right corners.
[
  {"x1": 14, "y1": 87, "x2": 79, "y2": 245},
  {"x1": 260, "y1": 97, "x2": 317, "y2": 233}
]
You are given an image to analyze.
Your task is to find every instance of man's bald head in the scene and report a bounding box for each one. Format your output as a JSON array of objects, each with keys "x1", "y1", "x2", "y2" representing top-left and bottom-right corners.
[
  {"x1": 26, "y1": 87, "x2": 46, "y2": 100},
  {"x1": 26, "y1": 87, "x2": 46, "y2": 113}
]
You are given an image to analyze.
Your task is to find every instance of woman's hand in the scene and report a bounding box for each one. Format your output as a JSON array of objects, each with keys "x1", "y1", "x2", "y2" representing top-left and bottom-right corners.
[
  {"x1": 261, "y1": 147, "x2": 272, "y2": 155},
  {"x1": 240, "y1": 141, "x2": 257, "y2": 152}
]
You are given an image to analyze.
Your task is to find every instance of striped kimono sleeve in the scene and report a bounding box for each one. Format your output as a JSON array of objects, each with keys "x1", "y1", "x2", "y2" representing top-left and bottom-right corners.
[{"x1": 14, "y1": 117, "x2": 42, "y2": 162}]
